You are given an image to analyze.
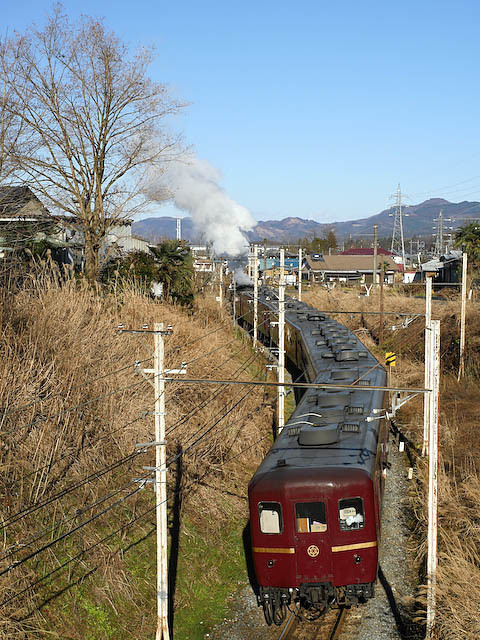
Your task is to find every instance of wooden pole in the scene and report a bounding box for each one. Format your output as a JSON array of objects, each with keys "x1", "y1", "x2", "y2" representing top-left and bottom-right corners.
[
  {"x1": 278, "y1": 248, "x2": 285, "y2": 432},
  {"x1": 218, "y1": 261, "x2": 223, "y2": 307},
  {"x1": 379, "y1": 261, "x2": 384, "y2": 345},
  {"x1": 426, "y1": 319, "x2": 440, "y2": 640},
  {"x1": 154, "y1": 323, "x2": 170, "y2": 640},
  {"x1": 422, "y1": 277, "x2": 432, "y2": 456},
  {"x1": 373, "y1": 224, "x2": 378, "y2": 285},
  {"x1": 233, "y1": 276, "x2": 236, "y2": 327},
  {"x1": 298, "y1": 247, "x2": 303, "y2": 302},
  {"x1": 458, "y1": 252, "x2": 467, "y2": 380}
]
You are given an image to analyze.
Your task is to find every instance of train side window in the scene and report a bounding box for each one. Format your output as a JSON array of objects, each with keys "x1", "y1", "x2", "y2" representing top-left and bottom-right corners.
[
  {"x1": 339, "y1": 498, "x2": 365, "y2": 531},
  {"x1": 259, "y1": 502, "x2": 283, "y2": 534},
  {"x1": 295, "y1": 502, "x2": 327, "y2": 533}
]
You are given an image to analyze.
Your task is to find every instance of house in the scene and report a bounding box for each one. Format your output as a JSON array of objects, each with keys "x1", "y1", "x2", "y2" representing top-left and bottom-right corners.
[
  {"x1": 415, "y1": 251, "x2": 461, "y2": 284},
  {"x1": 0, "y1": 185, "x2": 153, "y2": 268},
  {"x1": 0, "y1": 185, "x2": 80, "y2": 264},
  {"x1": 302, "y1": 253, "x2": 402, "y2": 284}
]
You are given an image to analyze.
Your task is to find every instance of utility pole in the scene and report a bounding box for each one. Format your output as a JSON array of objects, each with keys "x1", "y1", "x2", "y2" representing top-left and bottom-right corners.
[
  {"x1": 422, "y1": 277, "x2": 432, "y2": 456},
  {"x1": 373, "y1": 224, "x2": 378, "y2": 286},
  {"x1": 253, "y1": 245, "x2": 258, "y2": 347},
  {"x1": 426, "y1": 319, "x2": 440, "y2": 640},
  {"x1": 298, "y1": 246, "x2": 303, "y2": 301},
  {"x1": 247, "y1": 245, "x2": 252, "y2": 279},
  {"x1": 218, "y1": 260, "x2": 223, "y2": 307},
  {"x1": 379, "y1": 261, "x2": 385, "y2": 345},
  {"x1": 458, "y1": 252, "x2": 468, "y2": 380},
  {"x1": 176, "y1": 218, "x2": 181, "y2": 241},
  {"x1": 278, "y1": 248, "x2": 286, "y2": 432},
  {"x1": 390, "y1": 183, "x2": 407, "y2": 272},
  {"x1": 153, "y1": 323, "x2": 170, "y2": 640},
  {"x1": 232, "y1": 276, "x2": 237, "y2": 327}
]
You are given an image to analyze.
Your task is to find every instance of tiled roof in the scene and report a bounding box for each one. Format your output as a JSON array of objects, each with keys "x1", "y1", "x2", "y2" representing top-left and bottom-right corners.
[{"x1": 340, "y1": 248, "x2": 394, "y2": 256}]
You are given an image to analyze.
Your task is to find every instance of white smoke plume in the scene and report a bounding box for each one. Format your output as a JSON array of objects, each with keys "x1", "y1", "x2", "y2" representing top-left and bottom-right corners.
[
  {"x1": 234, "y1": 268, "x2": 252, "y2": 286},
  {"x1": 164, "y1": 154, "x2": 255, "y2": 256}
]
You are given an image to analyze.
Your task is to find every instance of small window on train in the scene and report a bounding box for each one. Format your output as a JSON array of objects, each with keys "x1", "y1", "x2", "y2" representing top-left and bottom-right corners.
[
  {"x1": 339, "y1": 498, "x2": 365, "y2": 531},
  {"x1": 259, "y1": 502, "x2": 283, "y2": 534},
  {"x1": 295, "y1": 502, "x2": 327, "y2": 533}
]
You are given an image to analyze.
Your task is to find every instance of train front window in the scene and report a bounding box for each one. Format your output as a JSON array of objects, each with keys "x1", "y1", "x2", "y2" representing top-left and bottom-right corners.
[
  {"x1": 295, "y1": 502, "x2": 327, "y2": 533},
  {"x1": 339, "y1": 498, "x2": 365, "y2": 531},
  {"x1": 258, "y1": 502, "x2": 283, "y2": 534}
]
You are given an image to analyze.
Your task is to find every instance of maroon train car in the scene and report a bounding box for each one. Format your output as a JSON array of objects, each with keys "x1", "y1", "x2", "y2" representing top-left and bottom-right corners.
[{"x1": 243, "y1": 288, "x2": 388, "y2": 625}]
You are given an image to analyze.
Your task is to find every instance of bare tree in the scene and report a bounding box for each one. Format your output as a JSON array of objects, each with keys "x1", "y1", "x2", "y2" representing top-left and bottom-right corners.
[{"x1": 5, "y1": 6, "x2": 185, "y2": 281}]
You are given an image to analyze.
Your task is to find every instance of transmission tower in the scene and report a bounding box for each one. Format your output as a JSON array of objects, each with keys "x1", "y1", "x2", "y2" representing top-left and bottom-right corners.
[{"x1": 390, "y1": 183, "x2": 407, "y2": 270}]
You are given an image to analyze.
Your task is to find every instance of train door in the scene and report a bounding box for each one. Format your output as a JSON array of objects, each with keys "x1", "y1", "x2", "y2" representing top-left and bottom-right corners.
[{"x1": 292, "y1": 500, "x2": 334, "y2": 583}]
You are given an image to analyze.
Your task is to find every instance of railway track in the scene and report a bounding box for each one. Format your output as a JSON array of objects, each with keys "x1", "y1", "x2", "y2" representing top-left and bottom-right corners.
[{"x1": 277, "y1": 606, "x2": 348, "y2": 640}]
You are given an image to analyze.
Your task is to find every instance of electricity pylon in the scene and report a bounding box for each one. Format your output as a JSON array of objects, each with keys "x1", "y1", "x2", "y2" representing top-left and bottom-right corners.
[{"x1": 390, "y1": 183, "x2": 407, "y2": 270}]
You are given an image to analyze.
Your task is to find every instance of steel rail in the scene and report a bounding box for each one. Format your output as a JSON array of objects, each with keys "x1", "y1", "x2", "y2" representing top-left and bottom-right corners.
[
  {"x1": 329, "y1": 607, "x2": 347, "y2": 640},
  {"x1": 277, "y1": 604, "x2": 300, "y2": 640}
]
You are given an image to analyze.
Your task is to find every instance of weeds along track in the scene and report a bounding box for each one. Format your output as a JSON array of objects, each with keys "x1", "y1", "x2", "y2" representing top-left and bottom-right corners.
[{"x1": 0, "y1": 280, "x2": 275, "y2": 639}]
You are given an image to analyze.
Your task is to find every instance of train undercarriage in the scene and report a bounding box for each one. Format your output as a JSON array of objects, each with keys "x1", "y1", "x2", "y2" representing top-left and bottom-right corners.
[{"x1": 259, "y1": 582, "x2": 375, "y2": 626}]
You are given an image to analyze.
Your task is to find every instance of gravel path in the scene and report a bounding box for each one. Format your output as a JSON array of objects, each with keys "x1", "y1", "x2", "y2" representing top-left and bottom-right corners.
[{"x1": 207, "y1": 438, "x2": 421, "y2": 640}]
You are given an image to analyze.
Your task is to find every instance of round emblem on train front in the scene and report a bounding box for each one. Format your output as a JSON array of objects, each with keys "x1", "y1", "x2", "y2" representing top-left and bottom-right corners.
[{"x1": 307, "y1": 545, "x2": 319, "y2": 558}]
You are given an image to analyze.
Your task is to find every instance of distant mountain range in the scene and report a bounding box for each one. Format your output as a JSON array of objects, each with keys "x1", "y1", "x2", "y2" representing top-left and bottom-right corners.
[{"x1": 132, "y1": 198, "x2": 480, "y2": 244}]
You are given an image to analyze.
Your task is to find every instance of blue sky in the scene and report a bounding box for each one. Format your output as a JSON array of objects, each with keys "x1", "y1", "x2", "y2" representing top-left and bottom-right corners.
[{"x1": 4, "y1": 1, "x2": 480, "y2": 223}]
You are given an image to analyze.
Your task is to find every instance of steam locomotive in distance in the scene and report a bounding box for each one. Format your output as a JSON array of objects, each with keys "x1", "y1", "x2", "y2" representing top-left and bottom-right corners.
[{"x1": 236, "y1": 286, "x2": 388, "y2": 625}]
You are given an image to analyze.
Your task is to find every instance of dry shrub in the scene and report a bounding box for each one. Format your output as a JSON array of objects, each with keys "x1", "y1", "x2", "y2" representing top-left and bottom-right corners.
[{"x1": 0, "y1": 274, "x2": 273, "y2": 637}]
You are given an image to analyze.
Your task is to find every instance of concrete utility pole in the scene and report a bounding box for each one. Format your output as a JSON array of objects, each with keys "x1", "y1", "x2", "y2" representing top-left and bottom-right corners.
[
  {"x1": 422, "y1": 277, "x2": 432, "y2": 456},
  {"x1": 278, "y1": 248, "x2": 286, "y2": 432},
  {"x1": 458, "y1": 252, "x2": 467, "y2": 380},
  {"x1": 176, "y1": 218, "x2": 181, "y2": 241},
  {"x1": 253, "y1": 245, "x2": 258, "y2": 347},
  {"x1": 373, "y1": 224, "x2": 378, "y2": 285},
  {"x1": 154, "y1": 323, "x2": 170, "y2": 640},
  {"x1": 426, "y1": 319, "x2": 441, "y2": 640},
  {"x1": 298, "y1": 247, "x2": 303, "y2": 301}
]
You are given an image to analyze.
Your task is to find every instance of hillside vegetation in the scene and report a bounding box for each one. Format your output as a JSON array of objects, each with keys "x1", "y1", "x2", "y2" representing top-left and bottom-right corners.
[{"x1": 0, "y1": 273, "x2": 273, "y2": 639}]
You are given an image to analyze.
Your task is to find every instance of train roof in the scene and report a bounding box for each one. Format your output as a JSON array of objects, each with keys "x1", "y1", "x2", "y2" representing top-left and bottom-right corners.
[{"x1": 248, "y1": 288, "x2": 387, "y2": 485}]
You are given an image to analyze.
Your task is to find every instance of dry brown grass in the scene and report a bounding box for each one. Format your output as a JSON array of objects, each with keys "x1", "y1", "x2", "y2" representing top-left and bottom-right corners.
[{"x1": 0, "y1": 274, "x2": 273, "y2": 638}]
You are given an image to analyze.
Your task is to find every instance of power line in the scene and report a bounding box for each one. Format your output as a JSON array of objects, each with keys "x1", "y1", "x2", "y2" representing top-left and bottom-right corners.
[
  {"x1": 0, "y1": 483, "x2": 142, "y2": 577},
  {"x1": 0, "y1": 449, "x2": 145, "y2": 531}
]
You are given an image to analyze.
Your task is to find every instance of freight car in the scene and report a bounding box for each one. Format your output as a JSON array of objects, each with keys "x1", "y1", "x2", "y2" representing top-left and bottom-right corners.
[{"x1": 236, "y1": 286, "x2": 388, "y2": 625}]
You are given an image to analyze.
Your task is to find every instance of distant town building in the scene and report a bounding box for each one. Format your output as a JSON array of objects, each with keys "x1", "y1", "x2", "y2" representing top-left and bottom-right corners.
[{"x1": 302, "y1": 254, "x2": 402, "y2": 284}]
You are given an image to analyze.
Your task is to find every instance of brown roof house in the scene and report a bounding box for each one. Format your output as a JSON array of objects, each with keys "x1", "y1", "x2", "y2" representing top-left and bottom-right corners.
[
  {"x1": 0, "y1": 185, "x2": 81, "y2": 264},
  {"x1": 302, "y1": 253, "x2": 402, "y2": 284}
]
